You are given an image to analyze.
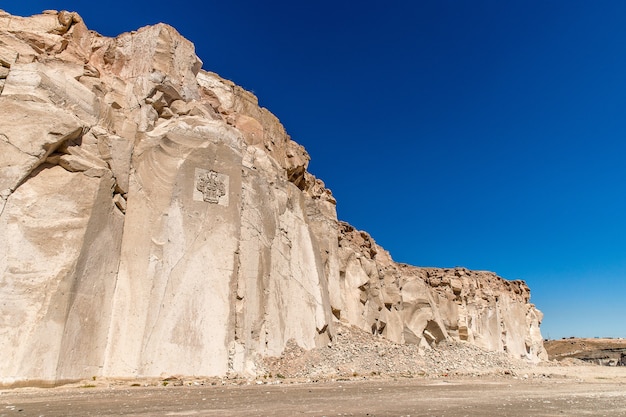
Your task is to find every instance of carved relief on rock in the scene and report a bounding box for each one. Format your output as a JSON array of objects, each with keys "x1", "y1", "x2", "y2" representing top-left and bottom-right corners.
[{"x1": 193, "y1": 168, "x2": 229, "y2": 206}]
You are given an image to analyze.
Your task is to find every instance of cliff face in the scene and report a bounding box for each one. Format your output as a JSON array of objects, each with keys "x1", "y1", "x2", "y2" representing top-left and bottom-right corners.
[{"x1": 0, "y1": 10, "x2": 546, "y2": 385}]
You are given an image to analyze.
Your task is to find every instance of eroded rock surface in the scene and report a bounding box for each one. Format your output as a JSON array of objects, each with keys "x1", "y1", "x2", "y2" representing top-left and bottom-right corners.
[{"x1": 0, "y1": 9, "x2": 546, "y2": 386}]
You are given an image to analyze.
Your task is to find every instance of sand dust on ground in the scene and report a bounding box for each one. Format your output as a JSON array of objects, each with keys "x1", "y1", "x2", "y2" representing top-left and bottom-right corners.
[{"x1": 1, "y1": 365, "x2": 625, "y2": 417}]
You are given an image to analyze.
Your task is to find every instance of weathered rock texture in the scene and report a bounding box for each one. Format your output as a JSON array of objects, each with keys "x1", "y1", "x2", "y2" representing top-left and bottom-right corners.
[{"x1": 0, "y1": 10, "x2": 546, "y2": 386}]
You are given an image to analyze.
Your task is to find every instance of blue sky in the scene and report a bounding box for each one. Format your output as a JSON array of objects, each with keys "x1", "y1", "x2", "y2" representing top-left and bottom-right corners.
[{"x1": 3, "y1": 1, "x2": 625, "y2": 339}]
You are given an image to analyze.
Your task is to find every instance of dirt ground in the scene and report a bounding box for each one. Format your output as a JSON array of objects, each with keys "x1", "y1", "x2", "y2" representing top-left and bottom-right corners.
[{"x1": 1, "y1": 365, "x2": 626, "y2": 417}]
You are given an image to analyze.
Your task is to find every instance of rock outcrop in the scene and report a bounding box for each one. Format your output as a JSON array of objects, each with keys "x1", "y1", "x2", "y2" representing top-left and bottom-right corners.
[{"x1": 0, "y1": 10, "x2": 546, "y2": 386}]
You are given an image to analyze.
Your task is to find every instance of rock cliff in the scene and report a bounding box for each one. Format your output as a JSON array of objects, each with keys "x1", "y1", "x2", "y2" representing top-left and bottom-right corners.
[{"x1": 0, "y1": 10, "x2": 546, "y2": 386}]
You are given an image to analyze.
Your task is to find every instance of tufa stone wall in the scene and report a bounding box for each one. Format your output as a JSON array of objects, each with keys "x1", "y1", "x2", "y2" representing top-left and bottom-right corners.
[{"x1": 0, "y1": 9, "x2": 546, "y2": 386}]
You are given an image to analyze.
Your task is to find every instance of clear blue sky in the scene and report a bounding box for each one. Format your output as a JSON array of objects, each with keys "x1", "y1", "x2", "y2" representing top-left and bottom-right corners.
[{"x1": 3, "y1": 1, "x2": 625, "y2": 339}]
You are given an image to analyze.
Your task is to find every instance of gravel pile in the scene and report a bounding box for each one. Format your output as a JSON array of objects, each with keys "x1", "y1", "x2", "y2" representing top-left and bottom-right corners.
[{"x1": 262, "y1": 323, "x2": 528, "y2": 381}]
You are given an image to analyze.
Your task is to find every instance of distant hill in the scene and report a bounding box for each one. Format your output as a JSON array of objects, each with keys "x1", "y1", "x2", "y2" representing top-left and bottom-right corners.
[{"x1": 545, "y1": 338, "x2": 626, "y2": 366}]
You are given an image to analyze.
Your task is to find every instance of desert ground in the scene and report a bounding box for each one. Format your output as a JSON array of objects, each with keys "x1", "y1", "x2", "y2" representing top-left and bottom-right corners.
[{"x1": 1, "y1": 365, "x2": 625, "y2": 417}]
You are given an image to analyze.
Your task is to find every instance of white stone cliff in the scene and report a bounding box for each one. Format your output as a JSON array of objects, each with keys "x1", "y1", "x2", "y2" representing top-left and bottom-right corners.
[{"x1": 0, "y1": 10, "x2": 547, "y2": 386}]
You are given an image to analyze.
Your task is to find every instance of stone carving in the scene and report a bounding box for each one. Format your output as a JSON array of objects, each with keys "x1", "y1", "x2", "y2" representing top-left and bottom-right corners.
[{"x1": 195, "y1": 169, "x2": 225, "y2": 203}]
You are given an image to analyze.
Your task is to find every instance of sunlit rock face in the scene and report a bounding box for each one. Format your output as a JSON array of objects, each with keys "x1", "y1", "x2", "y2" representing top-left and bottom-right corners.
[{"x1": 0, "y1": 9, "x2": 546, "y2": 385}]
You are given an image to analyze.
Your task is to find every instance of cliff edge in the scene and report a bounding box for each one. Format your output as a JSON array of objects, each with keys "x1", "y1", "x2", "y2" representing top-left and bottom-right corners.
[{"x1": 0, "y1": 10, "x2": 546, "y2": 386}]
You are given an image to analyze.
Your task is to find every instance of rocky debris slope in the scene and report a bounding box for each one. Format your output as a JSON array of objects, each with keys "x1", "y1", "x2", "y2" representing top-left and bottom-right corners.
[
  {"x1": 0, "y1": 10, "x2": 546, "y2": 387},
  {"x1": 262, "y1": 322, "x2": 528, "y2": 380}
]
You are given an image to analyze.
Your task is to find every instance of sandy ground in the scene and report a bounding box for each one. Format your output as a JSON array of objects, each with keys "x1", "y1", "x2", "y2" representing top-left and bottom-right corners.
[{"x1": 1, "y1": 366, "x2": 626, "y2": 417}]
